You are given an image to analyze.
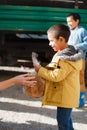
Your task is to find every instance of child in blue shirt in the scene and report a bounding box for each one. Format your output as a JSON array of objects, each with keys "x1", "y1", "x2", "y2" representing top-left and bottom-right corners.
[{"x1": 66, "y1": 13, "x2": 87, "y2": 107}]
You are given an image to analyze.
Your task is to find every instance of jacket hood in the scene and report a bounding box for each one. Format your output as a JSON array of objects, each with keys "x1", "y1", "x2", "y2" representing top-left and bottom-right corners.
[
  {"x1": 55, "y1": 45, "x2": 82, "y2": 61},
  {"x1": 47, "y1": 45, "x2": 82, "y2": 71}
]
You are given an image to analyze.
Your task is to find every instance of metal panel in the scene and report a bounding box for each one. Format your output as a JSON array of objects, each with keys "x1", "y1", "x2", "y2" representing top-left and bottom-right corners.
[{"x1": 0, "y1": 5, "x2": 87, "y2": 32}]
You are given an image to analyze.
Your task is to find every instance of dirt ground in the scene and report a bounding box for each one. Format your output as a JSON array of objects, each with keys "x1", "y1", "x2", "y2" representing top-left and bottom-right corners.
[{"x1": 0, "y1": 71, "x2": 87, "y2": 130}]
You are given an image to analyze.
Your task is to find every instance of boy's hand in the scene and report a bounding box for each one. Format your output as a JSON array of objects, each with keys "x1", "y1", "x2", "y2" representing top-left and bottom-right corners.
[
  {"x1": 32, "y1": 52, "x2": 41, "y2": 72},
  {"x1": 32, "y1": 52, "x2": 40, "y2": 65}
]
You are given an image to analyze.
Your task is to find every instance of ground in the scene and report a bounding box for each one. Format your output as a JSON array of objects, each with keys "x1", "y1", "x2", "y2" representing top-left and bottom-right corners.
[{"x1": 0, "y1": 71, "x2": 87, "y2": 130}]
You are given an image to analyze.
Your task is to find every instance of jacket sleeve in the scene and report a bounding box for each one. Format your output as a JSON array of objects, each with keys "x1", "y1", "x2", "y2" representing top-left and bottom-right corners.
[
  {"x1": 76, "y1": 28, "x2": 87, "y2": 51},
  {"x1": 38, "y1": 61, "x2": 73, "y2": 82}
]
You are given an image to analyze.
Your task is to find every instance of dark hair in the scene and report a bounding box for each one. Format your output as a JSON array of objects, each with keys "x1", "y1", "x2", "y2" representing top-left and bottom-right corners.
[
  {"x1": 47, "y1": 24, "x2": 70, "y2": 42},
  {"x1": 67, "y1": 13, "x2": 81, "y2": 24}
]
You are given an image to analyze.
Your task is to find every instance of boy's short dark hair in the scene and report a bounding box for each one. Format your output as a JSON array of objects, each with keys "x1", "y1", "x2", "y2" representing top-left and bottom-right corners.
[
  {"x1": 67, "y1": 13, "x2": 81, "y2": 24},
  {"x1": 47, "y1": 24, "x2": 70, "y2": 42}
]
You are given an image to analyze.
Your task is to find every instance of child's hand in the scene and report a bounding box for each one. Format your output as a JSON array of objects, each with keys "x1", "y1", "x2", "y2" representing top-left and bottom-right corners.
[
  {"x1": 32, "y1": 52, "x2": 41, "y2": 72},
  {"x1": 33, "y1": 64, "x2": 41, "y2": 72},
  {"x1": 32, "y1": 52, "x2": 40, "y2": 65}
]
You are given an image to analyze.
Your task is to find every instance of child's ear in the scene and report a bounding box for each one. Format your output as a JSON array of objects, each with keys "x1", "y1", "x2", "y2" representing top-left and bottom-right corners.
[
  {"x1": 59, "y1": 36, "x2": 64, "y2": 41},
  {"x1": 77, "y1": 19, "x2": 79, "y2": 24}
]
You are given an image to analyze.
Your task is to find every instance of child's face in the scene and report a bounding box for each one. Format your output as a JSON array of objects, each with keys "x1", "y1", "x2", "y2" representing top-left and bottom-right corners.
[
  {"x1": 48, "y1": 33, "x2": 65, "y2": 51},
  {"x1": 67, "y1": 16, "x2": 79, "y2": 30}
]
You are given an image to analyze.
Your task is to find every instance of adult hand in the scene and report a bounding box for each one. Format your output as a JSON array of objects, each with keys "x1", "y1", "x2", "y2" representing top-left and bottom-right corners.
[{"x1": 14, "y1": 73, "x2": 37, "y2": 86}]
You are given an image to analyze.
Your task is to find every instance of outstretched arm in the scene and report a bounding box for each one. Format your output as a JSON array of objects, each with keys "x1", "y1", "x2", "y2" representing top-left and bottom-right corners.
[{"x1": 0, "y1": 73, "x2": 37, "y2": 91}]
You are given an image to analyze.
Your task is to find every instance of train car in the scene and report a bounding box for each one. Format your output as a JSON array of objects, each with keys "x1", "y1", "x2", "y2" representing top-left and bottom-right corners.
[{"x1": 0, "y1": 0, "x2": 87, "y2": 66}]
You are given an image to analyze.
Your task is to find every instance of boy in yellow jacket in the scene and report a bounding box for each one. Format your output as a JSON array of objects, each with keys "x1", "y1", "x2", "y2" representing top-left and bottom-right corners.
[{"x1": 33, "y1": 24, "x2": 82, "y2": 130}]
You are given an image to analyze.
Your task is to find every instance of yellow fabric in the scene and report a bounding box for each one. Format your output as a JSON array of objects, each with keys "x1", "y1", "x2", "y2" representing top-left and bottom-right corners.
[
  {"x1": 38, "y1": 57, "x2": 82, "y2": 108},
  {"x1": 80, "y1": 60, "x2": 86, "y2": 92}
]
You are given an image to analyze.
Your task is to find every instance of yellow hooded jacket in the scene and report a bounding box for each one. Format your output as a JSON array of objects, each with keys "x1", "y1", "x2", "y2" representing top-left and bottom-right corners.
[{"x1": 38, "y1": 48, "x2": 82, "y2": 108}]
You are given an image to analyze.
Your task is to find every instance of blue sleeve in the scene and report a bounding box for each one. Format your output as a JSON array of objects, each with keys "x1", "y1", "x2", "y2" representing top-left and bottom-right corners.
[{"x1": 76, "y1": 28, "x2": 87, "y2": 51}]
